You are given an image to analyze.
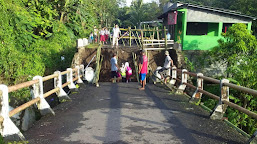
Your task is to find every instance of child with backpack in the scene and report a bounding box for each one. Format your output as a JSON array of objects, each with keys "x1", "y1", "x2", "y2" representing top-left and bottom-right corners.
[
  {"x1": 120, "y1": 63, "x2": 126, "y2": 82},
  {"x1": 125, "y1": 62, "x2": 132, "y2": 83}
]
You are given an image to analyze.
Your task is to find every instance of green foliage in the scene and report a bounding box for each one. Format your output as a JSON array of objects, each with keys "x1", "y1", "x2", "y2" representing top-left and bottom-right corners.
[
  {"x1": 116, "y1": 0, "x2": 161, "y2": 28},
  {"x1": 0, "y1": 0, "x2": 103, "y2": 104},
  {"x1": 202, "y1": 84, "x2": 219, "y2": 110},
  {"x1": 207, "y1": 23, "x2": 257, "y2": 135},
  {"x1": 184, "y1": 57, "x2": 195, "y2": 72}
]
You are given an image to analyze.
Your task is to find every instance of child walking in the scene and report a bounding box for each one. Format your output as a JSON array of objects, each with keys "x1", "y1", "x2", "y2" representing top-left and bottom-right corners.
[
  {"x1": 99, "y1": 28, "x2": 105, "y2": 44},
  {"x1": 125, "y1": 62, "x2": 132, "y2": 83},
  {"x1": 105, "y1": 27, "x2": 110, "y2": 44},
  {"x1": 89, "y1": 32, "x2": 94, "y2": 43}
]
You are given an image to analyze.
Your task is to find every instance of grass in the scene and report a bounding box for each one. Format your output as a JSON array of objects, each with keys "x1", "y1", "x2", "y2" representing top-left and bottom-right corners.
[{"x1": 86, "y1": 44, "x2": 99, "y2": 49}]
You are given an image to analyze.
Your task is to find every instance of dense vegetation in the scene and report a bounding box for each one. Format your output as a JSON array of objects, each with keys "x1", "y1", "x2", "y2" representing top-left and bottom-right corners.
[
  {"x1": 204, "y1": 23, "x2": 257, "y2": 135},
  {"x1": 0, "y1": 0, "x2": 122, "y2": 102}
]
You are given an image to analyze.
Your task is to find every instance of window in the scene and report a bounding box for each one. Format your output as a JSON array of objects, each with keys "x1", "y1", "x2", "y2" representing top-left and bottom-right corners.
[
  {"x1": 222, "y1": 23, "x2": 233, "y2": 33},
  {"x1": 207, "y1": 23, "x2": 219, "y2": 36},
  {"x1": 186, "y1": 22, "x2": 208, "y2": 35}
]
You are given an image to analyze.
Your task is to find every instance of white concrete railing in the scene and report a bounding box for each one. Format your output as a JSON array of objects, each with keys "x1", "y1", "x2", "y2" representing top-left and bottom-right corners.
[
  {"x1": 143, "y1": 39, "x2": 174, "y2": 50},
  {"x1": 77, "y1": 38, "x2": 89, "y2": 48},
  {"x1": 0, "y1": 65, "x2": 86, "y2": 141},
  {"x1": 151, "y1": 67, "x2": 257, "y2": 143}
]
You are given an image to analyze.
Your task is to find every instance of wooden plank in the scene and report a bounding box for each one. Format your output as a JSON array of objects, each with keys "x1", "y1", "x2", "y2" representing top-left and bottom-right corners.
[
  {"x1": 143, "y1": 43, "x2": 174, "y2": 46},
  {"x1": 143, "y1": 40, "x2": 174, "y2": 42}
]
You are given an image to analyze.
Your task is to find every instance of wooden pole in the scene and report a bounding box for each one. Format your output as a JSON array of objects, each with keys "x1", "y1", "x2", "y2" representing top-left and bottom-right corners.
[
  {"x1": 133, "y1": 31, "x2": 139, "y2": 47},
  {"x1": 141, "y1": 29, "x2": 144, "y2": 49},
  {"x1": 156, "y1": 27, "x2": 160, "y2": 47},
  {"x1": 129, "y1": 27, "x2": 132, "y2": 47},
  {"x1": 164, "y1": 26, "x2": 167, "y2": 50},
  {"x1": 98, "y1": 24, "x2": 101, "y2": 43},
  {"x1": 119, "y1": 30, "x2": 125, "y2": 46},
  {"x1": 152, "y1": 27, "x2": 155, "y2": 47},
  {"x1": 135, "y1": 26, "x2": 142, "y2": 47}
]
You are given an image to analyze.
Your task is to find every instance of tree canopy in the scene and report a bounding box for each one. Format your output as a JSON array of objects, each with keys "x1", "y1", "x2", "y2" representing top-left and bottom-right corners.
[{"x1": 207, "y1": 23, "x2": 257, "y2": 135}]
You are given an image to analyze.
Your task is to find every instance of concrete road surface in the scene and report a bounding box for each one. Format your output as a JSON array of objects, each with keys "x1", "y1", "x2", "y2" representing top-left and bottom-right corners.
[{"x1": 24, "y1": 82, "x2": 247, "y2": 144}]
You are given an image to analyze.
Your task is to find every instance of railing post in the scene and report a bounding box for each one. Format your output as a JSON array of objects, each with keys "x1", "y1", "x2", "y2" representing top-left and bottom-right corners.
[
  {"x1": 164, "y1": 26, "x2": 167, "y2": 50},
  {"x1": 141, "y1": 30, "x2": 144, "y2": 49},
  {"x1": 190, "y1": 73, "x2": 203, "y2": 105},
  {"x1": 0, "y1": 85, "x2": 25, "y2": 141},
  {"x1": 156, "y1": 27, "x2": 160, "y2": 48},
  {"x1": 169, "y1": 66, "x2": 177, "y2": 85},
  {"x1": 33, "y1": 76, "x2": 55, "y2": 116},
  {"x1": 80, "y1": 64, "x2": 85, "y2": 80},
  {"x1": 67, "y1": 68, "x2": 76, "y2": 89},
  {"x1": 129, "y1": 27, "x2": 132, "y2": 47},
  {"x1": 54, "y1": 71, "x2": 70, "y2": 101},
  {"x1": 210, "y1": 79, "x2": 229, "y2": 120},
  {"x1": 177, "y1": 69, "x2": 187, "y2": 93},
  {"x1": 76, "y1": 66, "x2": 83, "y2": 84}
]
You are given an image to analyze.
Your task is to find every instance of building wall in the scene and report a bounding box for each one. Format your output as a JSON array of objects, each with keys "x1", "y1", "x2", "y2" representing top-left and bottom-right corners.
[
  {"x1": 183, "y1": 35, "x2": 221, "y2": 50},
  {"x1": 166, "y1": 8, "x2": 253, "y2": 50},
  {"x1": 187, "y1": 8, "x2": 252, "y2": 23},
  {"x1": 175, "y1": 9, "x2": 187, "y2": 44}
]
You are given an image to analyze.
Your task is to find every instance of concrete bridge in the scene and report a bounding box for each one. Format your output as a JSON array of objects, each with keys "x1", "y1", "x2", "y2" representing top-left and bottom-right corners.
[
  {"x1": 23, "y1": 82, "x2": 247, "y2": 144},
  {"x1": 0, "y1": 42, "x2": 257, "y2": 143}
]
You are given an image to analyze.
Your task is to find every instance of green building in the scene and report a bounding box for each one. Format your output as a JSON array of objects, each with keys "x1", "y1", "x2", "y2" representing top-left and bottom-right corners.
[{"x1": 158, "y1": 2, "x2": 256, "y2": 50}]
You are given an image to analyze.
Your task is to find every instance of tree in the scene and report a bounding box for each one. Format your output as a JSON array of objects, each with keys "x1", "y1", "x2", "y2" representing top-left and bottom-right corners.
[{"x1": 208, "y1": 23, "x2": 257, "y2": 135}]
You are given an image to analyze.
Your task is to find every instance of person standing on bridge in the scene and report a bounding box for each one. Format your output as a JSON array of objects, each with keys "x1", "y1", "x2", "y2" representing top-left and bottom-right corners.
[
  {"x1": 138, "y1": 50, "x2": 148, "y2": 90},
  {"x1": 100, "y1": 27, "x2": 106, "y2": 45},
  {"x1": 158, "y1": 50, "x2": 174, "y2": 83},
  {"x1": 93, "y1": 25, "x2": 98, "y2": 43},
  {"x1": 110, "y1": 53, "x2": 121, "y2": 83},
  {"x1": 105, "y1": 27, "x2": 110, "y2": 44},
  {"x1": 112, "y1": 24, "x2": 120, "y2": 48}
]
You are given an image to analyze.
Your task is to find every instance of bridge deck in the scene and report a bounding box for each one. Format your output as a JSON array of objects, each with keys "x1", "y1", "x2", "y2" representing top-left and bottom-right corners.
[{"x1": 24, "y1": 82, "x2": 247, "y2": 144}]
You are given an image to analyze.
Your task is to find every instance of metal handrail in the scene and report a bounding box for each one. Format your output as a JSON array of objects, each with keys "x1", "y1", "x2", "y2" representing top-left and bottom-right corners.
[
  {"x1": 178, "y1": 68, "x2": 257, "y2": 95},
  {"x1": 85, "y1": 55, "x2": 96, "y2": 69},
  {"x1": 8, "y1": 68, "x2": 78, "y2": 93},
  {"x1": 173, "y1": 68, "x2": 257, "y2": 120},
  {"x1": 8, "y1": 72, "x2": 82, "y2": 118}
]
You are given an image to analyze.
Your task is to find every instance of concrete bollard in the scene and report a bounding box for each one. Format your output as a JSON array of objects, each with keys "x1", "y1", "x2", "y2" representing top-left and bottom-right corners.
[
  {"x1": 54, "y1": 71, "x2": 70, "y2": 101},
  {"x1": 210, "y1": 79, "x2": 229, "y2": 120},
  {"x1": 0, "y1": 85, "x2": 25, "y2": 141},
  {"x1": 33, "y1": 76, "x2": 55, "y2": 116},
  {"x1": 77, "y1": 39, "x2": 83, "y2": 48},
  {"x1": 190, "y1": 73, "x2": 203, "y2": 104},
  {"x1": 76, "y1": 66, "x2": 83, "y2": 84},
  {"x1": 83, "y1": 38, "x2": 88, "y2": 46},
  {"x1": 177, "y1": 69, "x2": 188, "y2": 93},
  {"x1": 169, "y1": 66, "x2": 177, "y2": 85},
  {"x1": 67, "y1": 68, "x2": 76, "y2": 89}
]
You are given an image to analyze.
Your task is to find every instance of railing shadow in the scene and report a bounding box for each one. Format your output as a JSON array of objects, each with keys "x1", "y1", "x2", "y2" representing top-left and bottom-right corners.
[{"x1": 144, "y1": 84, "x2": 245, "y2": 144}]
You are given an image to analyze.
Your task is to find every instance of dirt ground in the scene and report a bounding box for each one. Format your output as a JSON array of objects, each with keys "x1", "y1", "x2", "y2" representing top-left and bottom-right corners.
[{"x1": 74, "y1": 46, "x2": 179, "y2": 82}]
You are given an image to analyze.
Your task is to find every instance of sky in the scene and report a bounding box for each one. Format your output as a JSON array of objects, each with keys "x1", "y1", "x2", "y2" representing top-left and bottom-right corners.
[{"x1": 126, "y1": 0, "x2": 159, "y2": 6}]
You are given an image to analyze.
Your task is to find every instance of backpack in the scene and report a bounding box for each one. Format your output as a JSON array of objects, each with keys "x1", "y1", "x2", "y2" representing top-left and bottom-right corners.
[{"x1": 127, "y1": 66, "x2": 132, "y2": 76}]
